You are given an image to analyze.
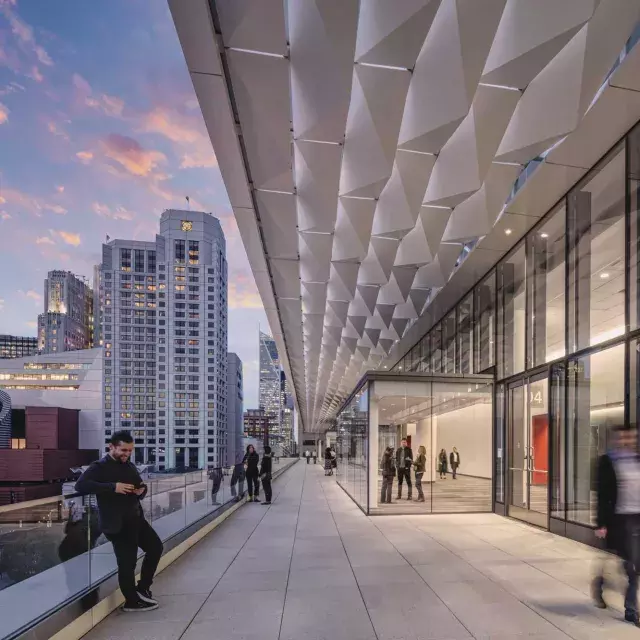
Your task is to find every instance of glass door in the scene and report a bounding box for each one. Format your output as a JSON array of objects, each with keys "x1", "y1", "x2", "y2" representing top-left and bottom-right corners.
[{"x1": 508, "y1": 373, "x2": 549, "y2": 527}]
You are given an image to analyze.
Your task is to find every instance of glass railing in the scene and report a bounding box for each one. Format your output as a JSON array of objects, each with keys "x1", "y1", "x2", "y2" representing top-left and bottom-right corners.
[{"x1": 0, "y1": 457, "x2": 295, "y2": 640}]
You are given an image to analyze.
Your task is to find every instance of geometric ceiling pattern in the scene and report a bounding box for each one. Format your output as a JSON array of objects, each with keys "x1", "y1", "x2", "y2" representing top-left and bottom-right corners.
[{"x1": 170, "y1": 0, "x2": 640, "y2": 431}]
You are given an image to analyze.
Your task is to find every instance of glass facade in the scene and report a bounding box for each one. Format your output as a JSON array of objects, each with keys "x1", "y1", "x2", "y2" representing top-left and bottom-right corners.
[
  {"x1": 335, "y1": 385, "x2": 369, "y2": 510},
  {"x1": 335, "y1": 375, "x2": 493, "y2": 515},
  {"x1": 382, "y1": 119, "x2": 640, "y2": 536}
]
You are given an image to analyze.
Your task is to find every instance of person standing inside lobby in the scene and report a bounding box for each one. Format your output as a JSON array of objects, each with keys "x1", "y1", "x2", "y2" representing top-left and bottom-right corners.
[
  {"x1": 380, "y1": 446, "x2": 396, "y2": 504},
  {"x1": 450, "y1": 447, "x2": 461, "y2": 479},
  {"x1": 396, "y1": 438, "x2": 413, "y2": 500},
  {"x1": 414, "y1": 445, "x2": 427, "y2": 502}
]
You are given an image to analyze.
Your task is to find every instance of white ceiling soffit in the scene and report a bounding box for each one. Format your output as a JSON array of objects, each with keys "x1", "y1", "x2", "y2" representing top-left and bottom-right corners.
[{"x1": 170, "y1": 0, "x2": 640, "y2": 430}]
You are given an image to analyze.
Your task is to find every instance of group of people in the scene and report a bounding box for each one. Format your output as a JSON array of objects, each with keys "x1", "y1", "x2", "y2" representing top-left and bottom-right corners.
[
  {"x1": 381, "y1": 440, "x2": 461, "y2": 504},
  {"x1": 303, "y1": 449, "x2": 317, "y2": 464},
  {"x1": 73, "y1": 432, "x2": 276, "y2": 614}
]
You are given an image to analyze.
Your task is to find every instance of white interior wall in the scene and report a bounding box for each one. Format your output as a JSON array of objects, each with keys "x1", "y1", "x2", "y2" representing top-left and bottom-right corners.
[{"x1": 433, "y1": 403, "x2": 492, "y2": 479}]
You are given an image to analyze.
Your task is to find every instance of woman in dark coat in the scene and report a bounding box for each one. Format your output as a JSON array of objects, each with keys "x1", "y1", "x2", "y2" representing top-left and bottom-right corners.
[
  {"x1": 438, "y1": 449, "x2": 448, "y2": 479},
  {"x1": 414, "y1": 445, "x2": 427, "y2": 502},
  {"x1": 380, "y1": 446, "x2": 396, "y2": 504},
  {"x1": 243, "y1": 444, "x2": 260, "y2": 502}
]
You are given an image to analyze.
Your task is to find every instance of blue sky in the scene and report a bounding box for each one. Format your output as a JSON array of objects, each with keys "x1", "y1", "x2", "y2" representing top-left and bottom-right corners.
[{"x1": 0, "y1": 0, "x2": 267, "y2": 407}]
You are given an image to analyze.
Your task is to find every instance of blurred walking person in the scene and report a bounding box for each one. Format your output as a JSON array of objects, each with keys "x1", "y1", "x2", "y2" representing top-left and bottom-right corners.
[
  {"x1": 76, "y1": 431, "x2": 162, "y2": 612},
  {"x1": 260, "y1": 445, "x2": 273, "y2": 505},
  {"x1": 244, "y1": 444, "x2": 260, "y2": 502},
  {"x1": 380, "y1": 446, "x2": 396, "y2": 504},
  {"x1": 594, "y1": 426, "x2": 640, "y2": 626}
]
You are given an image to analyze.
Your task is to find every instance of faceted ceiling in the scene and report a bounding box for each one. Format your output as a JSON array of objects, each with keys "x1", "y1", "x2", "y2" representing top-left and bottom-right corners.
[{"x1": 170, "y1": 0, "x2": 640, "y2": 431}]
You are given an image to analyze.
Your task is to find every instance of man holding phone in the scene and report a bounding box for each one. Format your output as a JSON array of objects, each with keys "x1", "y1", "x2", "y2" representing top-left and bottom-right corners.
[{"x1": 76, "y1": 430, "x2": 163, "y2": 612}]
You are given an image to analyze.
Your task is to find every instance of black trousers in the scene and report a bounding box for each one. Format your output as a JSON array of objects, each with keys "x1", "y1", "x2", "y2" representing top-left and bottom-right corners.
[
  {"x1": 246, "y1": 472, "x2": 260, "y2": 498},
  {"x1": 210, "y1": 470, "x2": 222, "y2": 503},
  {"x1": 262, "y1": 474, "x2": 272, "y2": 502},
  {"x1": 397, "y1": 467, "x2": 412, "y2": 497},
  {"x1": 106, "y1": 516, "x2": 163, "y2": 605},
  {"x1": 381, "y1": 475, "x2": 393, "y2": 503}
]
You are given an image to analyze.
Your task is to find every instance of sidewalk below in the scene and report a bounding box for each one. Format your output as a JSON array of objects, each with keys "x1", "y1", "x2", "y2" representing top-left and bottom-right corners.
[{"x1": 83, "y1": 462, "x2": 639, "y2": 640}]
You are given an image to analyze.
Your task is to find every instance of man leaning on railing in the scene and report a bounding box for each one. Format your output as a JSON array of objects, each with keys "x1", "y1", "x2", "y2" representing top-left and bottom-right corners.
[{"x1": 75, "y1": 430, "x2": 163, "y2": 613}]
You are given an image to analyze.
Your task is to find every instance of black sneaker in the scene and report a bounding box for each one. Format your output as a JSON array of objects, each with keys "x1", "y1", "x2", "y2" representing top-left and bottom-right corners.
[
  {"x1": 625, "y1": 612, "x2": 640, "y2": 626},
  {"x1": 137, "y1": 587, "x2": 158, "y2": 605},
  {"x1": 122, "y1": 599, "x2": 158, "y2": 613},
  {"x1": 261, "y1": 501, "x2": 271, "y2": 505}
]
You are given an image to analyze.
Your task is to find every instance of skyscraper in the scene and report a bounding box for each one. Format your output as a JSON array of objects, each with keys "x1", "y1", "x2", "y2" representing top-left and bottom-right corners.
[
  {"x1": 226, "y1": 352, "x2": 243, "y2": 466},
  {"x1": 259, "y1": 331, "x2": 281, "y2": 439},
  {"x1": 98, "y1": 210, "x2": 228, "y2": 470},
  {"x1": 38, "y1": 270, "x2": 94, "y2": 354}
]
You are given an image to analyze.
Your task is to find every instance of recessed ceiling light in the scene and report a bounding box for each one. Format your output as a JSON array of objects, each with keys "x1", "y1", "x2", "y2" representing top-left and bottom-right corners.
[
  {"x1": 600, "y1": 272, "x2": 610, "y2": 279},
  {"x1": 540, "y1": 232, "x2": 548, "y2": 239},
  {"x1": 505, "y1": 228, "x2": 512, "y2": 236}
]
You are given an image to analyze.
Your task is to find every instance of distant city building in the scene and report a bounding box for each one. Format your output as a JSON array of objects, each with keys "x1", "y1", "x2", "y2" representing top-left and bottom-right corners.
[
  {"x1": 0, "y1": 335, "x2": 38, "y2": 360},
  {"x1": 38, "y1": 270, "x2": 94, "y2": 354},
  {"x1": 243, "y1": 408, "x2": 269, "y2": 442},
  {"x1": 258, "y1": 331, "x2": 294, "y2": 449},
  {"x1": 0, "y1": 348, "x2": 103, "y2": 451},
  {"x1": 97, "y1": 210, "x2": 228, "y2": 470},
  {"x1": 0, "y1": 389, "x2": 11, "y2": 449},
  {"x1": 226, "y1": 353, "x2": 243, "y2": 466}
]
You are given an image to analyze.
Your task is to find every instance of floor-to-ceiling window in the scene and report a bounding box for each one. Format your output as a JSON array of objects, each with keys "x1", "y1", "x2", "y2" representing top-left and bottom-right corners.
[{"x1": 384, "y1": 119, "x2": 640, "y2": 542}]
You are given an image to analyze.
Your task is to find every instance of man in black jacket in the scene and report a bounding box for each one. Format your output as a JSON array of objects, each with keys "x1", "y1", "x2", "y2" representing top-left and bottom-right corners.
[
  {"x1": 76, "y1": 431, "x2": 163, "y2": 613},
  {"x1": 260, "y1": 445, "x2": 273, "y2": 505},
  {"x1": 396, "y1": 438, "x2": 413, "y2": 500},
  {"x1": 594, "y1": 426, "x2": 640, "y2": 626}
]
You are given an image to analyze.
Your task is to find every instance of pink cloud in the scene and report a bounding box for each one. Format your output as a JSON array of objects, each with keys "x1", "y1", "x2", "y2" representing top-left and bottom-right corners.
[
  {"x1": 76, "y1": 150, "x2": 93, "y2": 163},
  {"x1": 35, "y1": 235, "x2": 54, "y2": 245},
  {"x1": 0, "y1": 102, "x2": 8, "y2": 124},
  {"x1": 29, "y1": 65, "x2": 43, "y2": 82},
  {"x1": 0, "y1": 187, "x2": 67, "y2": 217},
  {"x1": 56, "y1": 185, "x2": 64, "y2": 193},
  {"x1": 73, "y1": 73, "x2": 124, "y2": 117},
  {"x1": 52, "y1": 230, "x2": 81, "y2": 247},
  {"x1": 137, "y1": 105, "x2": 217, "y2": 169},
  {"x1": 100, "y1": 133, "x2": 166, "y2": 177},
  {"x1": 92, "y1": 201, "x2": 135, "y2": 221},
  {"x1": 228, "y1": 274, "x2": 263, "y2": 310},
  {"x1": 19, "y1": 289, "x2": 42, "y2": 305},
  {"x1": 47, "y1": 120, "x2": 70, "y2": 140}
]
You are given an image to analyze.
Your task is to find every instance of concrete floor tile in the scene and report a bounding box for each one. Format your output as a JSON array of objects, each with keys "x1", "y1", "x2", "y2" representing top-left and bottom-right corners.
[{"x1": 83, "y1": 619, "x2": 189, "y2": 640}]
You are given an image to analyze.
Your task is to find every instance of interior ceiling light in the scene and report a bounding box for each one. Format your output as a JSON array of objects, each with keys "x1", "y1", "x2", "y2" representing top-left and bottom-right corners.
[
  {"x1": 540, "y1": 232, "x2": 548, "y2": 239},
  {"x1": 505, "y1": 228, "x2": 513, "y2": 236},
  {"x1": 600, "y1": 272, "x2": 610, "y2": 279}
]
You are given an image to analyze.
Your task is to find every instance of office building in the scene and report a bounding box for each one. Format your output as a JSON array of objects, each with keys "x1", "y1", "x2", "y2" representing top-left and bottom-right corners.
[
  {"x1": 226, "y1": 352, "x2": 243, "y2": 466},
  {"x1": 98, "y1": 210, "x2": 228, "y2": 470},
  {"x1": 38, "y1": 270, "x2": 94, "y2": 354},
  {"x1": 243, "y1": 408, "x2": 269, "y2": 443},
  {"x1": 0, "y1": 348, "x2": 103, "y2": 450},
  {"x1": 0, "y1": 389, "x2": 10, "y2": 448},
  {"x1": 0, "y1": 335, "x2": 38, "y2": 360},
  {"x1": 173, "y1": 0, "x2": 640, "y2": 544},
  {"x1": 258, "y1": 330, "x2": 280, "y2": 433}
]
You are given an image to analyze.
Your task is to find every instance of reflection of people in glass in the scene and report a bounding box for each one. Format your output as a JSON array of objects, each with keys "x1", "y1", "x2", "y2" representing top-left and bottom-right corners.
[
  {"x1": 396, "y1": 439, "x2": 413, "y2": 500},
  {"x1": 439, "y1": 449, "x2": 448, "y2": 479},
  {"x1": 414, "y1": 446, "x2": 427, "y2": 502},
  {"x1": 380, "y1": 446, "x2": 396, "y2": 504},
  {"x1": 594, "y1": 426, "x2": 640, "y2": 625},
  {"x1": 450, "y1": 448, "x2": 461, "y2": 480},
  {"x1": 58, "y1": 499, "x2": 102, "y2": 611},
  {"x1": 230, "y1": 451, "x2": 246, "y2": 502},
  {"x1": 209, "y1": 467, "x2": 223, "y2": 506}
]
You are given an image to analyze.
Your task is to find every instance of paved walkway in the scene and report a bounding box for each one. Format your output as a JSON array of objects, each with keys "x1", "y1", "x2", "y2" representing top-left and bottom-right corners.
[{"x1": 84, "y1": 462, "x2": 640, "y2": 640}]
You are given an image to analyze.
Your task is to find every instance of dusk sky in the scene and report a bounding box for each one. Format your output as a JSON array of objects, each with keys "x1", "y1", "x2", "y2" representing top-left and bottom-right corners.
[{"x1": 0, "y1": 0, "x2": 268, "y2": 407}]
